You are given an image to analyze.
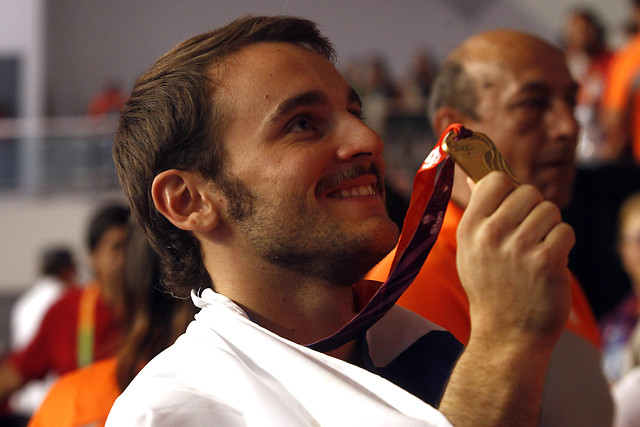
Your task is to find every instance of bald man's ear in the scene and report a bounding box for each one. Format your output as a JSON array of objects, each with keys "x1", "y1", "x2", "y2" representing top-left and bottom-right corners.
[
  {"x1": 431, "y1": 107, "x2": 468, "y2": 137},
  {"x1": 152, "y1": 170, "x2": 219, "y2": 232}
]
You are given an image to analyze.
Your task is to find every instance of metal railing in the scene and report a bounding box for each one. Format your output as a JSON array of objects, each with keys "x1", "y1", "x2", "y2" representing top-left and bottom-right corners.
[
  {"x1": 0, "y1": 115, "x2": 121, "y2": 196},
  {"x1": 0, "y1": 111, "x2": 434, "y2": 198}
]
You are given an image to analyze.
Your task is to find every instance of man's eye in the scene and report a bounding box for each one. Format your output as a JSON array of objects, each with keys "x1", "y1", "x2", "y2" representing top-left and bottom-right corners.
[
  {"x1": 288, "y1": 115, "x2": 317, "y2": 132},
  {"x1": 351, "y1": 108, "x2": 366, "y2": 121},
  {"x1": 517, "y1": 97, "x2": 550, "y2": 109}
]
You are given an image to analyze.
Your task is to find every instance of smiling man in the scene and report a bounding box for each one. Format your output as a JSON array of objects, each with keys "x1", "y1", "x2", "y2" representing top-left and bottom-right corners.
[
  {"x1": 368, "y1": 30, "x2": 613, "y2": 426},
  {"x1": 107, "y1": 17, "x2": 576, "y2": 426}
]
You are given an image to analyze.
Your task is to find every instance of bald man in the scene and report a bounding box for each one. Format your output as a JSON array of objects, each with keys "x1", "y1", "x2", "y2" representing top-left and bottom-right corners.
[{"x1": 368, "y1": 30, "x2": 613, "y2": 426}]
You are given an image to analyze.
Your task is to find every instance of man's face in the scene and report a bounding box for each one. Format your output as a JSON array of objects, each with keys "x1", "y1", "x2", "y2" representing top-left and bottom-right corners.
[
  {"x1": 211, "y1": 42, "x2": 399, "y2": 285},
  {"x1": 90, "y1": 225, "x2": 127, "y2": 287},
  {"x1": 620, "y1": 208, "x2": 640, "y2": 289},
  {"x1": 565, "y1": 14, "x2": 597, "y2": 52},
  {"x1": 461, "y1": 43, "x2": 579, "y2": 208}
]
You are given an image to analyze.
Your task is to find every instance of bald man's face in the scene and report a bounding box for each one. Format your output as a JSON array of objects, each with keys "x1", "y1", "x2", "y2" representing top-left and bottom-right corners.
[{"x1": 461, "y1": 41, "x2": 579, "y2": 208}]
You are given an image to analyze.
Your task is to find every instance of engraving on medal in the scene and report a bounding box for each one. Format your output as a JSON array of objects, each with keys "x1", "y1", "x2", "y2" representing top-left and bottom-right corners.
[{"x1": 442, "y1": 129, "x2": 521, "y2": 185}]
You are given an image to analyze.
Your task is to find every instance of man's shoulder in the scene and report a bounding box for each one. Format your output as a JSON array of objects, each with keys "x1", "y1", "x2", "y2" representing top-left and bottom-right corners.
[
  {"x1": 616, "y1": 35, "x2": 640, "y2": 60},
  {"x1": 108, "y1": 323, "x2": 452, "y2": 427},
  {"x1": 48, "y1": 286, "x2": 84, "y2": 309},
  {"x1": 608, "y1": 37, "x2": 640, "y2": 78},
  {"x1": 12, "y1": 280, "x2": 66, "y2": 316},
  {"x1": 15, "y1": 278, "x2": 63, "y2": 303},
  {"x1": 35, "y1": 287, "x2": 83, "y2": 325},
  {"x1": 107, "y1": 298, "x2": 455, "y2": 427},
  {"x1": 117, "y1": 320, "x2": 245, "y2": 393},
  {"x1": 105, "y1": 328, "x2": 270, "y2": 426},
  {"x1": 107, "y1": 365, "x2": 246, "y2": 427}
]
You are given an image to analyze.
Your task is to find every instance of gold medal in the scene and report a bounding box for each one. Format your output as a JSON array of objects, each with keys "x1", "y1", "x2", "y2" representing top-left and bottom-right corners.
[{"x1": 442, "y1": 127, "x2": 521, "y2": 185}]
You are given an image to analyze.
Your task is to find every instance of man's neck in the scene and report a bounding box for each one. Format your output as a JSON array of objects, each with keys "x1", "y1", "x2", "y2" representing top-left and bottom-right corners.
[{"x1": 210, "y1": 256, "x2": 359, "y2": 349}]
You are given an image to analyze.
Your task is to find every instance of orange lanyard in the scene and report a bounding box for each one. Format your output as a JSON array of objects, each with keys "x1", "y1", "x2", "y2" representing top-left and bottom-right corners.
[{"x1": 77, "y1": 284, "x2": 99, "y2": 367}]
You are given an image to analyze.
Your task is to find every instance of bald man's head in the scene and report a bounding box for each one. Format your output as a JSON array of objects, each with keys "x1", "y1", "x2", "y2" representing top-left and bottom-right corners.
[
  {"x1": 429, "y1": 30, "x2": 579, "y2": 208},
  {"x1": 429, "y1": 30, "x2": 568, "y2": 122}
]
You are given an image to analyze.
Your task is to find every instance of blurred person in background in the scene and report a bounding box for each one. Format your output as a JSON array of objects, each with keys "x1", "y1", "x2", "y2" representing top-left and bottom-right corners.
[
  {"x1": 601, "y1": 192, "x2": 640, "y2": 382},
  {"x1": 87, "y1": 79, "x2": 129, "y2": 118},
  {"x1": 0, "y1": 203, "x2": 129, "y2": 424},
  {"x1": 359, "y1": 54, "x2": 403, "y2": 136},
  {"x1": 398, "y1": 49, "x2": 437, "y2": 115},
  {"x1": 612, "y1": 225, "x2": 640, "y2": 427},
  {"x1": 368, "y1": 29, "x2": 613, "y2": 426},
  {"x1": 28, "y1": 220, "x2": 197, "y2": 427},
  {"x1": 10, "y1": 247, "x2": 77, "y2": 352},
  {"x1": 562, "y1": 8, "x2": 613, "y2": 165},
  {"x1": 8, "y1": 247, "x2": 78, "y2": 418},
  {"x1": 612, "y1": 362, "x2": 640, "y2": 426},
  {"x1": 602, "y1": 0, "x2": 640, "y2": 163}
]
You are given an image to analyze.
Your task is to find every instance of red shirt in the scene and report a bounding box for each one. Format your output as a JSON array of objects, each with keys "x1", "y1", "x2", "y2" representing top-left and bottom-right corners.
[{"x1": 9, "y1": 284, "x2": 122, "y2": 381}]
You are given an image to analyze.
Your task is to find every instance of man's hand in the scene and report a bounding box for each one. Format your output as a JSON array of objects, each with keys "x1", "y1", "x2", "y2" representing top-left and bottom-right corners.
[
  {"x1": 439, "y1": 171, "x2": 574, "y2": 427},
  {"x1": 457, "y1": 171, "x2": 573, "y2": 348}
]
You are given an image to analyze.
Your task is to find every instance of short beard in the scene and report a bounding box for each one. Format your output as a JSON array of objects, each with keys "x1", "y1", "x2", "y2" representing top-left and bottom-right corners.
[
  {"x1": 215, "y1": 170, "x2": 398, "y2": 286},
  {"x1": 215, "y1": 174, "x2": 256, "y2": 221}
]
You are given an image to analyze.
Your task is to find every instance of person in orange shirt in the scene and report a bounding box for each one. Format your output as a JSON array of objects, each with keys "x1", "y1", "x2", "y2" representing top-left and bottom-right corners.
[
  {"x1": 602, "y1": 0, "x2": 640, "y2": 162},
  {"x1": 28, "y1": 220, "x2": 197, "y2": 427},
  {"x1": 0, "y1": 204, "x2": 129, "y2": 422},
  {"x1": 562, "y1": 8, "x2": 613, "y2": 164},
  {"x1": 367, "y1": 30, "x2": 613, "y2": 426}
]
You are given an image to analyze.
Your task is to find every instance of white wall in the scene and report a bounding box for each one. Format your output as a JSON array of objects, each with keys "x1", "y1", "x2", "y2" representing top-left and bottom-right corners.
[
  {"x1": 43, "y1": 0, "x2": 632, "y2": 116},
  {"x1": 1, "y1": 0, "x2": 45, "y2": 118},
  {"x1": 1, "y1": 0, "x2": 634, "y2": 117},
  {"x1": 0, "y1": 194, "x2": 125, "y2": 293}
]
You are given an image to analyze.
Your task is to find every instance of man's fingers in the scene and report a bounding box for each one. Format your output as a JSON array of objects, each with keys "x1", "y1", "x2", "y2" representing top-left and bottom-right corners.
[
  {"x1": 514, "y1": 200, "x2": 564, "y2": 248},
  {"x1": 542, "y1": 221, "x2": 576, "y2": 259},
  {"x1": 466, "y1": 172, "x2": 518, "y2": 219}
]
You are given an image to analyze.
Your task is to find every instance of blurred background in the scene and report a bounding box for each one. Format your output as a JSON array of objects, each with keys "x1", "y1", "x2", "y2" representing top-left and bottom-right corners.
[{"x1": 0, "y1": 0, "x2": 637, "y2": 352}]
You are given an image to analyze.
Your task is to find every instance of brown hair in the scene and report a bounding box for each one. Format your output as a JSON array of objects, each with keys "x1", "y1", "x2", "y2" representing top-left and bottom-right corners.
[
  {"x1": 115, "y1": 220, "x2": 197, "y2": 390},
  {"x1": 113, "y1": 16, "x2": 335, "y2": 297}
]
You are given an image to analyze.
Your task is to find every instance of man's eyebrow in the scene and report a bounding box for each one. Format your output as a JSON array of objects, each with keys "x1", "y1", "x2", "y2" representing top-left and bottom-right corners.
[
  {"x1": 268, "y1": 90, "x2": 328, "y2": 124},
  {"x1": 267, "y1": 88, "x2": 362, "y2": 124},
  {"x1": 516, "y1": 82, "x2": 552, "y2": 94},
  {"x1": 515, "y1": 81, "x2": 579, "y2": 100}
]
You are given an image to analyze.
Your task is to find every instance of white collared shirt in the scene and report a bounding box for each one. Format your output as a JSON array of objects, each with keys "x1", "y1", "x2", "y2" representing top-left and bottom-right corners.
[{"x1": 106, "y1": 288, "x2": 452, "y2": 426}]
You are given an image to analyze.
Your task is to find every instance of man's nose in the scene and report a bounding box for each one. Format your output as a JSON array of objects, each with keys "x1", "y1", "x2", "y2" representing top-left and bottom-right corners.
[
  {"x1": 549, "y1": 97, "x2": 579, "y2": 143},
  {"x1": 336, "y1": 116, "x2": 385, "y2": 162}
]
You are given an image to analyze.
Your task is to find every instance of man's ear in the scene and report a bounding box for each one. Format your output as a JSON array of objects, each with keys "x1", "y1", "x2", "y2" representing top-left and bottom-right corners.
[
  {"x1": 431, "y1": 107, "x2": 468, "y2": 137},
  {"x1": 151, "y1": 170, "x2": 219, "y2": 232}
]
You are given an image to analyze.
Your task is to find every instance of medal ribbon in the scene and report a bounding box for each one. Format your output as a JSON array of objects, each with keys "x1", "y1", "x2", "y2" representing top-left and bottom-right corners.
[{"x1": 307, "y1": 124, "x2": 461, "y2": 352}]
